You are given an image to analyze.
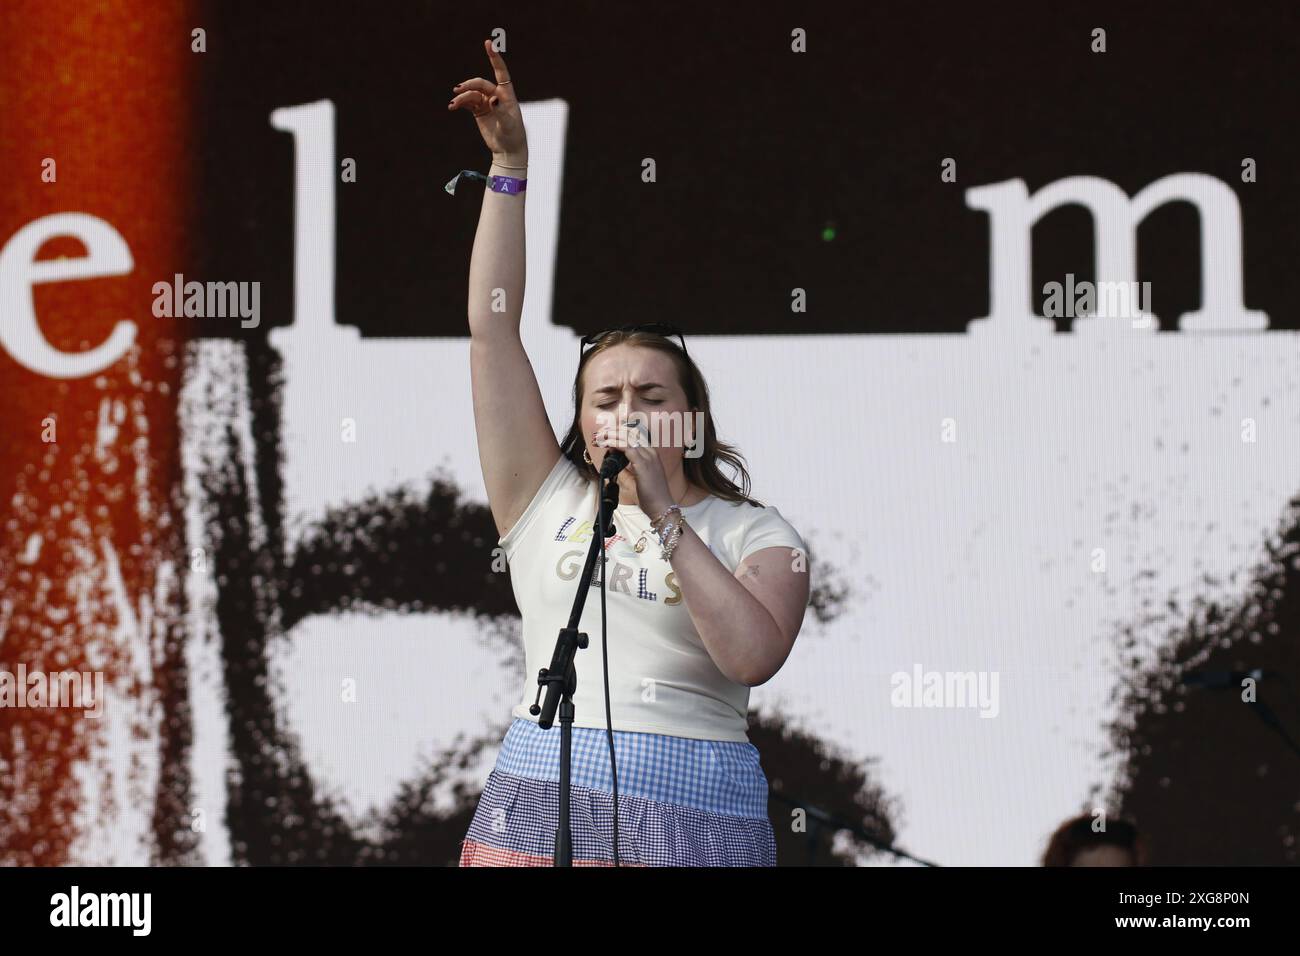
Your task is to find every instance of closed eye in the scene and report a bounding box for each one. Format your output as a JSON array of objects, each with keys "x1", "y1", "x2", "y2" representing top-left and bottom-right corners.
[{"x1": 598, "y1": 399, "x2": 664, "y2": 408}]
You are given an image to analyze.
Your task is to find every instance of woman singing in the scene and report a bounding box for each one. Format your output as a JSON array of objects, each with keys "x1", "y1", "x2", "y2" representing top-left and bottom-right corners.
[{"x1": 450, "y1": 40, "x2": 810, "y2": 866}]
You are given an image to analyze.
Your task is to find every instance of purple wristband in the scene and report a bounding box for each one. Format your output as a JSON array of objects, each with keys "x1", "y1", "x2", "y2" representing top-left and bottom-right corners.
[
  {"x1": 443, "y1": 169, "x2": 527, "y2": 196},
  {"x1": 488, "y1": 174, "x2": 526, "y2": 195}
]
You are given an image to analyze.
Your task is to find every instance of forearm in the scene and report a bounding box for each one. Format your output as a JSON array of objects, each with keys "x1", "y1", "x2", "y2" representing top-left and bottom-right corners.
[
  {"x1": 665, "y1": 522, "x2": 786, "y2": 687},
  {"x1": 467, "y1": 154, "x2": 528, "y2": 338}
]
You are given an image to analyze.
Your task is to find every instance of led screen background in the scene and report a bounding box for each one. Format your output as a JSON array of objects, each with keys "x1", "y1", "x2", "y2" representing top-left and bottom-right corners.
[{"x1": 1, "y1": 1, "x2": 1298, "y2": 866}]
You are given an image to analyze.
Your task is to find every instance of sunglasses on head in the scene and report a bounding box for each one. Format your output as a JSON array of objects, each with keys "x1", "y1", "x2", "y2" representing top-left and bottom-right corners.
[{"x1": 579, "y1": 323, "x2": 688, "y2": 359}]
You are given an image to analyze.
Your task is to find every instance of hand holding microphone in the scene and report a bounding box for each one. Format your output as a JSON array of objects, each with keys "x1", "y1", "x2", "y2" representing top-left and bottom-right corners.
[
  {"x1": 594, "y1": 416, "x2": 677, "y2": 520},
  {"x1": 594, "y1": 418, "x2": 647, "y2": 477}
]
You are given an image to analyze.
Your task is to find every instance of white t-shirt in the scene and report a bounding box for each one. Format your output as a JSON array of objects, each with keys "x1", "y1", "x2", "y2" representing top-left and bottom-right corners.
[{"x1": 498, "y1": 453, "x2": 807, "y2": 742}]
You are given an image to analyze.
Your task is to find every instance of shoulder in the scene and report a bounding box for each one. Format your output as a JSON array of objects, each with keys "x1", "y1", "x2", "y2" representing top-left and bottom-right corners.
[
  {"x1": 700, "y1": 497, "x2": 806, "y2": 573},
  {"x1": 551, "y1": 453, "x2": 592, "y2": 493},
  {"x1": 498, "y1": 454, "x2": 595, "y2": 557}
]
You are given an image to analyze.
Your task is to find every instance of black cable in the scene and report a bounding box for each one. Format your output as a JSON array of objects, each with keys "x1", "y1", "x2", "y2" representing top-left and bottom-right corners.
[
  {"x1": 765, "y1": 792, "x2": 940, "y2": 866},
  {"x1": 596, "y1": 484, "x2": 621, "y2": 866},
  {"x1": 1262, "y1": 670, "x2": 1300, "y2": 726}
]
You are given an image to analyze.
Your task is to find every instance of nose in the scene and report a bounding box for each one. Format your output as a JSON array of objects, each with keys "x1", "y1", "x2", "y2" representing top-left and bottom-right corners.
[{"x1": 599, "y1": 402, "x2": 646, "y2": 428}]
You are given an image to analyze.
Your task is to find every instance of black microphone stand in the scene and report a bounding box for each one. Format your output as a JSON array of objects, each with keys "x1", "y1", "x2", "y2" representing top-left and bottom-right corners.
[{"x1": 528, "y1": 464, "x2": 623, "y2": 866}]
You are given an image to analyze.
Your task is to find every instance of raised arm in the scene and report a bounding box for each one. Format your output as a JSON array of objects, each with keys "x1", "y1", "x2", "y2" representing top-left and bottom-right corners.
[{"x1": 450, "y1": 40, "x2": 561, "y2": 540}]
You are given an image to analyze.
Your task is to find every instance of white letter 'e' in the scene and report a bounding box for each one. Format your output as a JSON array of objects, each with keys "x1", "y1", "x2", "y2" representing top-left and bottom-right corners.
[{"x1": 0, "y1": 212, "x2": 136, "y2": 378}]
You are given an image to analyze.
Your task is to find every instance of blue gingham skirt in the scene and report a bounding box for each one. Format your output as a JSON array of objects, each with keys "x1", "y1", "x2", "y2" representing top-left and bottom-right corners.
[{"x1": 460, "y1": 717, "x2": 777, "y2": 866}]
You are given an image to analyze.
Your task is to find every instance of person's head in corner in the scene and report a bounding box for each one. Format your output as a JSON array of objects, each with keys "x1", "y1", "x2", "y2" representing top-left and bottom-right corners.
[{"x1": 1042, "y1": 812, "x2": 1147, "y2": 866}]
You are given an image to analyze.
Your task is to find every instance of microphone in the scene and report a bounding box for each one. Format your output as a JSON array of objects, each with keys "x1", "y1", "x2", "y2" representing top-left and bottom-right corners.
[
  {"x1": 597, "y1": 420, "x2": 647, "y2": 478},
  {"x1": 1181, "y1": 669, "x2": 1265, "y2": 689},
  {"x1": 600, "y1": 449, "x2": 629, "y2": 478}
]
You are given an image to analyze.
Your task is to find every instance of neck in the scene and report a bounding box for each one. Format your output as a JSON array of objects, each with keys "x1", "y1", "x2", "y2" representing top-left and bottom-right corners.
[{"x1": 617, "y1": 470, "x2": 700, "y2": 510}]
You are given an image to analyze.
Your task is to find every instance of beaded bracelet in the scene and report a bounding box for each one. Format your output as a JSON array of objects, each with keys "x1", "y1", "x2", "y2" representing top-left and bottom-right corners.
[
  {"x1": 657, "y1": 513, "x2": 686, "y2": 561},
  {"x1": 650, "y1": 504, "x2": 681, "y2": 532}
]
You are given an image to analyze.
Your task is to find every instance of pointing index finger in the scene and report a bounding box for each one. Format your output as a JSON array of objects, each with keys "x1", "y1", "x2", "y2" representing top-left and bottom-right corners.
[{"x1": 483, "y1": 39, "x2": 512, "y2": 87}]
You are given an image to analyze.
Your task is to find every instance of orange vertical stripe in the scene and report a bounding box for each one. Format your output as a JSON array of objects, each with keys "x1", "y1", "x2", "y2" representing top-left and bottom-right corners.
[{"x1": 0, "y1": 0, "x2": 196, "y2": 864}]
